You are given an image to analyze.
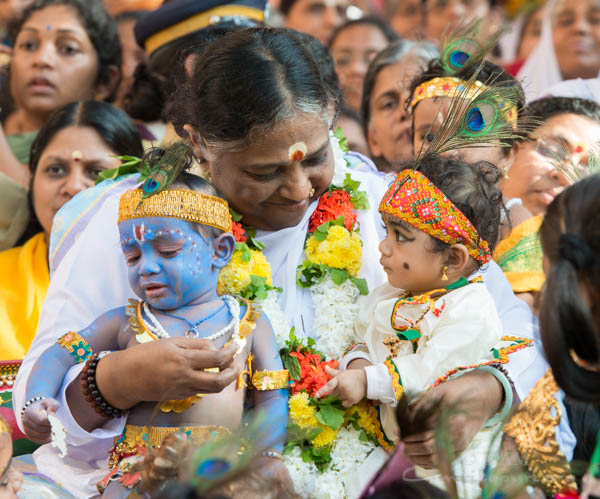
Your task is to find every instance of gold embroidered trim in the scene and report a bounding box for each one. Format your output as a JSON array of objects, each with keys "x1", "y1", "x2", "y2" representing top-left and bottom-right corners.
[
  {"x1": 251, "y1": 369, "x2": 289, "y2": 391},
  {"x1": 57, "y1": 332, "x2": 93, "y2": 363},
  {"x1": 108, "y1": 424, "x2": 231, "y2": 469},
  {"x1": 118, "y1": 189, "x2": 232, "y2": 233},
  {"x1": 503, "y1": 369, "x2": 578, "y2": 496},
  {"x1": 384, "y1": 359, "x2": 404, "y2": 401}
]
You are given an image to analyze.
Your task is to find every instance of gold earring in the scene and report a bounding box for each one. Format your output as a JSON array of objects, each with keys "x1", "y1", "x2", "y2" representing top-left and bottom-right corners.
[{"x1": 441, "y1": 266, "x2": 449, "y2": 281}]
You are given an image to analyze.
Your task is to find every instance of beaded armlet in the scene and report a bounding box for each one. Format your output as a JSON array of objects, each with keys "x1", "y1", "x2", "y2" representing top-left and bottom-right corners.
[
  {"x1": 251, "y1": 370, "x2": 289, "y2": 391},
  {"x1": 503, "y1": 369, "x2": 577, "y2": 496},
  {"x1": 57, "y1": 332, "x2": 93, "y2": 363}
]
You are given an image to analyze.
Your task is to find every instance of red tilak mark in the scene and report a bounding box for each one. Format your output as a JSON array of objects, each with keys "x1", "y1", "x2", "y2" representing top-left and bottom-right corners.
[
  {"x1": 575, "y1": 145, "x2": 584, "y2": 154},
  {"x1": 134, "y1": 225, "x2": 144, "y2": 241},
  {"x1": 290, "y1": 150, "x2": 305, "y2": 162}
]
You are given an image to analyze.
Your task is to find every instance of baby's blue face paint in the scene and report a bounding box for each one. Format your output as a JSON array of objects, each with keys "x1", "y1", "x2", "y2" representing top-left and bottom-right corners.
[{"x1": 118, "y1": 217, "x2": 217, "y2": 310}]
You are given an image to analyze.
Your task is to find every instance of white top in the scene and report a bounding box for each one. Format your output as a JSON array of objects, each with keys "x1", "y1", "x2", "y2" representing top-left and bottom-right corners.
[
  {"x1": 350, "y1": 281, "x2": 503, "y2": 437},
  {"x1": 13, "y1": 156, "x2": 545, "y2": 498}
]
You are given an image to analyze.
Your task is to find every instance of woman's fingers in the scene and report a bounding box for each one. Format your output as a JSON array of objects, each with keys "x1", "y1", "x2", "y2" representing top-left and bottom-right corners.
[{"x1": 315, "y1": 376, "x2": 339, "y2": 399}]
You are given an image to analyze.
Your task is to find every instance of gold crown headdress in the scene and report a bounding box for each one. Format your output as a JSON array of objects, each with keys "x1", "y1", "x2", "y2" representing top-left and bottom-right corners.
[{"x1": 118, "y1": 189, "x2": 233, "y2": 233}]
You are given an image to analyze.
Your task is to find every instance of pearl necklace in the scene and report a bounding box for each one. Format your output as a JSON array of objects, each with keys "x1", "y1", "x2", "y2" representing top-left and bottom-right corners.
[{"x1": 141, "y1": 295, "x2": 240, "y2": 342}]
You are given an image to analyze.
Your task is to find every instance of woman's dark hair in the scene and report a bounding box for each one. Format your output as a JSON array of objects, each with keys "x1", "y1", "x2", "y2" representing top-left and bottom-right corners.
[
  {"x1": 10, "y1": 0, "x2": 122, "y2": 91},
  {"x1": 539, "y1": 174, "x2": 600, "y2": 402},
  {"x1": 401, "y1": 155, "x2": 503, "y2": 260},
  {"x1": 327, "y1": 17, "x2": 399, "y2": 50},
  {"x1": 408, "y1": 59, "x2": 525, "y2": 149},
  {"x1": 519, "y1": 97, "x2": 600, "y2": 142},
  {"x1": 290, "y1": 30, "x2": 343, "y2": 116},
  {"x1": 126, "y1": 25, "x2": 238, "y2": 122},
  {"x1": 19, "y1": 101, "x2": 143, "y2": 243},
  {"x1": 167, "y1": 27, "x2": 331, "y2": 155}
]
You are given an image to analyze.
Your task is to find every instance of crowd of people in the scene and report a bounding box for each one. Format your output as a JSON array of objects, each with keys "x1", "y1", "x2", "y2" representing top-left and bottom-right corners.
[{"x1": 0, "y1": 0, "x2": 598, "y2": 498}]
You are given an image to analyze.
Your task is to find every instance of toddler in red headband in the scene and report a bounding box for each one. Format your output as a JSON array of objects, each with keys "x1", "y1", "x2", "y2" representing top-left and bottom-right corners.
[{"x1": 316, "y1": 155, "x2": 532, "y2": 498}]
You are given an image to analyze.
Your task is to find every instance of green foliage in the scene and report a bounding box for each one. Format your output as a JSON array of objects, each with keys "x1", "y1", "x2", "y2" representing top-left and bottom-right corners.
[
  {"x1": 342, "y1": 173, "x2": 370, "y2": 211},
  {"x1": 333, "y1": 127, "x2": 349, "y2": 154},
  {"x1": 312, "y1": 396, "x2": 346, "y2": 431},
  {"x1": 297, "y1": 260, "x2": 327, "y2": 288},
  {"x1": 312, "y1": 216, "x2": 346, "y2": 242},
  {"x1": 96, "y1": 155, "x2": 149, "y2": 185}
]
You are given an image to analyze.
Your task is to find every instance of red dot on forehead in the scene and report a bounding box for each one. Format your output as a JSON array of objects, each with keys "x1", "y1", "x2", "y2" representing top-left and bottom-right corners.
[
  {"x1": 290, "y1": 150, "x2": 305, "y2": 161},
  {"x1": 134, "y1": 225, "x2": 144, "y2": 240},
  {"x1": 576, "y1": 145, "x2": 584, "y2": 154}
]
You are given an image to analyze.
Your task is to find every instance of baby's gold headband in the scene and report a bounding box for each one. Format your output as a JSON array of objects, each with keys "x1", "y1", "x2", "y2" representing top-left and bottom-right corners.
[{"x1": 118, "y1": 189, "x2": 233, "y2": 233}]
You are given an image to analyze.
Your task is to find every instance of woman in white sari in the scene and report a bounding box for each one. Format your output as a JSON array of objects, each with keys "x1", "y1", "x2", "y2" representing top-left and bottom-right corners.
[{"x1": 14, "y1": 28, "x2": 540, "y2": 498}]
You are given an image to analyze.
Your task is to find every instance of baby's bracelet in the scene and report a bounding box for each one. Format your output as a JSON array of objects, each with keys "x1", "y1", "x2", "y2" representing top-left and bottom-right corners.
[
  {"x1": 478, "y1": 364, "x2": 514, "y2": 428},
  {"x1": 81, "y1": 352, "x2": 126, "y2": 419},
  {"x1": 21, "y1": 396, "x2": 45, "y2": 417}
]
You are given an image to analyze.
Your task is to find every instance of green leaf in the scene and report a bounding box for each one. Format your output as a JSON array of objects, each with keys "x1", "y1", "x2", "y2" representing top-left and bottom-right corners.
[
  {"x1": 284, "y1": 356, "x2": 301, "y2": 380},
  {"x1": 333, "y1": 126, "x2": 349, "y2": 153},
  {"x1": 315, "y1": 404, "x2": 345, "y2": 431},
  {"x1": 350, "y1": 191, "x2": 370, "y2": 211},
  {"x1": 230, "y1": 208, "x2": 243, "y2": 222},
  {"x1": 350, "y1": 277, "x2": 369, "y2": 295},
  {"x1": 343, "y1": 173, "x2": 360, "y2": 192},
  {"x1": 247, "y1": 235, "x2": 265, "y2": 251},
  {"x1": 330, "y1": 268, "x2": 350, "y2": 285},
  {"x1": 359, "y1": 429, "x2": 370, "y2": 442}
]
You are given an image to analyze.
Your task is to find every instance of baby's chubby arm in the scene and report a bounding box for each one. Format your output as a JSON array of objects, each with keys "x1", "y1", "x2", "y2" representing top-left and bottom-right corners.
[
  {"x1": 22, "y1": 307, "x2": 127, "y2": 442},
  {"x1": 249, "y1": 313, "x2": 288, "y2": 453}
]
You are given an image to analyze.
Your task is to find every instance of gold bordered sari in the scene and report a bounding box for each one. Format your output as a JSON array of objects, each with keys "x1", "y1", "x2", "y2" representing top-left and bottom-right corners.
[{"x1": 494, "y1": 216, "x2": 545, "y2": 293}]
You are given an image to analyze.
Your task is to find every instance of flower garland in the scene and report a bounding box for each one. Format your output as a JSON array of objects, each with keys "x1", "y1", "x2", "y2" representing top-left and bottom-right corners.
[
  {"x1": 280, "y1": 333, "x2": 387, "y2": 498},
  {"x1": 217, "y1": 130, "x2": 386, "y2": 497}
]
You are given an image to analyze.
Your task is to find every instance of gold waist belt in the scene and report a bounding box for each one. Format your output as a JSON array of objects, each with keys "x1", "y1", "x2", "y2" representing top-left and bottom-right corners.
[{"x1": 109, "y1": 423, "x2": 231, "y2": 469}]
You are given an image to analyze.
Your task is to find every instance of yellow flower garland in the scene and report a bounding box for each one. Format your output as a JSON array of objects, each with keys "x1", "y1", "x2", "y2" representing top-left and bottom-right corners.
[
  {"x1": 305, "y1": 225, "x2": 362, "y2": 276},
  {"x1": 217, "y1": 248, "x2": 273, "y2": 296}
]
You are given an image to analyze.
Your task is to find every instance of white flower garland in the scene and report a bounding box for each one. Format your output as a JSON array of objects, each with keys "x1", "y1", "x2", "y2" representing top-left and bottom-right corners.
[
  {"x1": 260, "y1": 134, "x2": 378, "y2": 497},
  {"x1": 283, "y1": 426, "x2": 378, "y2": 499},
  {"x1": 264, "y1": 132, "x2": 363, "y2": 359}
]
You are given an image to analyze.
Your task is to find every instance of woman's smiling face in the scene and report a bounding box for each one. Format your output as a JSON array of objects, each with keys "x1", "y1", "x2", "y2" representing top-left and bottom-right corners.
[{"x1": 198, "y1": 113, "x2": 335, "y2": 231}]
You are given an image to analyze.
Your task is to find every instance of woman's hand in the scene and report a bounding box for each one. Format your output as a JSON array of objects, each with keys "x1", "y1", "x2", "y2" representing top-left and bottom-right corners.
[
  {"x1": 21, "y1": 398, "x2": 60, "y2": 444},
  {"x1": 315, "y1": 366, "x2": 367, "y2": 407},
  {"x1": 402, "y1": 369, "x2": 503, "y2": 469},
  {"x1": 67, "y1": 337, "x2": 243, "y2": 432},
  {"x1": 97, "y1": 337, "x2": 244, "y2": 408}
]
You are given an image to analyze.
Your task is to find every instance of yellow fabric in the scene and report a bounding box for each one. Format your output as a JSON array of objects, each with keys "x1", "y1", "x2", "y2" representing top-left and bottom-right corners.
[
  {"x1": 0, "y1": 233, "x2": 49, "y2": 360},
  {"x1": 494, "y1": 216, "x2": 545, "y2": 293}
]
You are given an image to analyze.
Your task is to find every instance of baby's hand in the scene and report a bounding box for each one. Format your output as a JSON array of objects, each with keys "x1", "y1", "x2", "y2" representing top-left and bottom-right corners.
[
  {"x1": 22, "y1": 398, "x2": 60, "y2": 444},
  {"x1": 315, "y1": 366, "x2": 367, "y2": 407}
]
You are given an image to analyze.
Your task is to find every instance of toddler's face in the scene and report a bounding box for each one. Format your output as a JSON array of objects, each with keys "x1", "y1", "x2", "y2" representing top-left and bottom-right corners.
[
  {"x1": 379, "y1": 214, "x2": 446, "y2": 293},
  {"x1": 119, "y1": 217, "x2": 217, "y2": 310}
]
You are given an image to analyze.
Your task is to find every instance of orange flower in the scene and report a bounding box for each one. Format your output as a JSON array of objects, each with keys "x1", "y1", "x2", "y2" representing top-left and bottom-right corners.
[
  {"x1": 231, "y1": 222, "x2": 247, "y2": 243},
  {"x1": 289, "y1": 348, "x2": 339, "y2": 397},
  {"x1": 309, "y1": 190, "x2": 357, "y2": 233}
]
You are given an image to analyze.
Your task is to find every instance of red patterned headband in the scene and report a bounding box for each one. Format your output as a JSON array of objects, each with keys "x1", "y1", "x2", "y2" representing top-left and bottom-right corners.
[{"x1": 378, "y1": 170, "x2": 491, "y2": 265}]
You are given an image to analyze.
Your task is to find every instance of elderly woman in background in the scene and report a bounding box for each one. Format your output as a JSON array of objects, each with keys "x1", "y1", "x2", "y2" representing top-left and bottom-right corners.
[
  {"x1": 328, "y1": 17, "x2": 398, "y2": 113},
  {"x1": 360, "y1": 40, "x2": 437, "y2": 173}
]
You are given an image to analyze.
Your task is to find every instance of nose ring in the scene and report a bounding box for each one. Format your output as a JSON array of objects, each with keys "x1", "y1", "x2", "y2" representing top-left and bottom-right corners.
[{"x1": 309, "y1": 187, "x2": 316, "y2": 197}]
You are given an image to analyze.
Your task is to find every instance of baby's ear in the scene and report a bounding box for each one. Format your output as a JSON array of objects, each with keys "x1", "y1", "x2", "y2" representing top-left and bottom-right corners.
[
  {"x1": 447, "y1": 244, "x2": 471, "y2": 274},
  {"x1": 212, "y1": 233, "x2": 235, "y2": 269}
]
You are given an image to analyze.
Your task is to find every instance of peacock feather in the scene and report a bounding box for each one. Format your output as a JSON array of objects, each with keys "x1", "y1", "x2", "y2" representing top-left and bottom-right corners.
[
  {"x1": 416, "y1": 70, "x2": 539, "y2": 159},
  {"x1": 141, "y1": 142, "x2": 194, "y2": 199},
  {"x1": 439, "y1": 19, "x2": 504, "y2": 76},
  {"x1": 538, "y1": 138, "x2": 600, "y2": 184}
]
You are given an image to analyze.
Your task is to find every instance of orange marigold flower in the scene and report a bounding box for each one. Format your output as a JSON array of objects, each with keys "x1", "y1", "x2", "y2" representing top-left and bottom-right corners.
[
  {"x1": 289, "y1": 348, "x2": 339, "y2": 397},
  {"x1": 231, "y1": 221, "x2": 247, "y2": 243},
  {"x1": 308, "y1": 190, "x2": 357, "y2": 233}
]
